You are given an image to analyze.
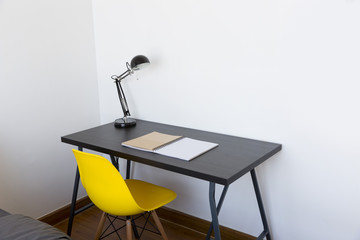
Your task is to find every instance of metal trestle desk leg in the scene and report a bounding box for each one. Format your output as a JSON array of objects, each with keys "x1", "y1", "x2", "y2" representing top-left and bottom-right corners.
[
  {"x1": 67, "y1": 147, "x2": 94, "y2": 236},
  {"x1": 250, "y1": 169, "x2": 272, "y2": 240},
  {"x1": 206, "y1": 182, "x2": 229, "y2": 240}
]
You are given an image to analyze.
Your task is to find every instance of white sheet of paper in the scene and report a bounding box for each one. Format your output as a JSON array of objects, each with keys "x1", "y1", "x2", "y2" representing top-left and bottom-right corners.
[{"x1": 154, "y1": 137, "x2": 218, "y2": 161}]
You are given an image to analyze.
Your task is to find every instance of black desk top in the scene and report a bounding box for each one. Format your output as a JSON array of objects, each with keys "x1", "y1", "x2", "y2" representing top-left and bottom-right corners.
[{"x1": 61, "y1": 119, "x2": 281, "y2": 185}]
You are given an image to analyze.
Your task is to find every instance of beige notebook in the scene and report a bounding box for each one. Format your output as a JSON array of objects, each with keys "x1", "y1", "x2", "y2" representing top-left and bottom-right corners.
[
  {"x1": 122, "y1": 131, "x2": 182, "y2": 151},
  {"x1": 122, "y1": 131, "x2": 219, "y2": 161}
]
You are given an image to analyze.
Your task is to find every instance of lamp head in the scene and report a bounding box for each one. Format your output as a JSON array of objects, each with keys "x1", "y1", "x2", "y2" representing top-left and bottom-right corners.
[{"x1": 130, "y1": 55, "x2": 150, "y2": 71}]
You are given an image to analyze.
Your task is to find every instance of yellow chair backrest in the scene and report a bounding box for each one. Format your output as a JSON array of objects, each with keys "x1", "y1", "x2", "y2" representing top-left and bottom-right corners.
[{"x1": 72, "y1": 150, "x2": 144, "y2": 216}]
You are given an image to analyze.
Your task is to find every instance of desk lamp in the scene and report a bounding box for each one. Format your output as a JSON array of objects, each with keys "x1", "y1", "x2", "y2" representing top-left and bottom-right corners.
[{"x1": 111, "y1": 55, "x2": 150, "y2": 128}]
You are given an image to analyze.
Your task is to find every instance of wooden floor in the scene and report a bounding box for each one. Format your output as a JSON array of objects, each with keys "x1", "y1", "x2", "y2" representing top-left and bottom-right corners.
[{"x1": 54, "y1": 206, "x2": 207, "y2": 240}]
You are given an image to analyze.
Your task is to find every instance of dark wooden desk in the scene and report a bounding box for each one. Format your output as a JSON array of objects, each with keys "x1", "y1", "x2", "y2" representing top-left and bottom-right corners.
[{"x1": 61, "y1": 119, "x2": 281, "y2": 240}]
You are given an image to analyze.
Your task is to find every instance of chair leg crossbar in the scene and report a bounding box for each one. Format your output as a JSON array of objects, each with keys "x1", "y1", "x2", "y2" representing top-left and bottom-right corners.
[{"x1": 96, "y1": 211, "x2": 165, "y2": 239}]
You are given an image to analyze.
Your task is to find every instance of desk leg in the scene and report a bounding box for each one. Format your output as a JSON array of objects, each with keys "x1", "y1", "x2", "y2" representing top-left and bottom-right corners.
[
  {"x1": 126, "y1": 159, "x2": 131, "y2": 179},
  {"x1": 67, "y1": 146, "x2": 83, "y2": 236},
  {"x1": 207, "y1": 182, "x2": 229, "y2": 240},
  {"x1": 110, "y1": 156, "x2": 131, "y2": 179},
  {"x1": 110, "y1": 155, "x2": 119, "y2": 171},
  {"x1": 122, "y1": 158, "x2": 139, "y2": 238},
  {"x1": 250, "y1": 169, "x2": 272, "y2": 240},
  {"x1": 125, "y1": 160, "x2": 140, "y2": 238},
  {"x1": 206, "y1": 184, "x2": 229, "y2": 240}
]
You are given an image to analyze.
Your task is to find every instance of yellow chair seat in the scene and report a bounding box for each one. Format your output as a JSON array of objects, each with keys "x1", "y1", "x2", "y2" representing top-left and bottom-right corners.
[{"x1": 125, "y1": 179, "x2": 176, "y2": 211}]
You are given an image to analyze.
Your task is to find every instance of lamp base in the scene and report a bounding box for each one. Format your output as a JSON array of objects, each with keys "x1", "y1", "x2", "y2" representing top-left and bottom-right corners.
[{"x1": 114, "y1": 117, "x2": 136, "y2": 128}]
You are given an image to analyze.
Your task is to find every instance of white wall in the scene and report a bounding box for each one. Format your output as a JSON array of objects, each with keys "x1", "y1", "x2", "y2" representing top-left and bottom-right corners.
[
  {"x1": 93, "y1": 0, "x2": 360, "y2": 239},
  {"x1": 0, "y1": 0, "x2": 100, "y2": 218}
]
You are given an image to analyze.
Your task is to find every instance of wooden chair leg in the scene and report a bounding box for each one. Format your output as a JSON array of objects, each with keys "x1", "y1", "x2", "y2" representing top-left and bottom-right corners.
[
  {"x1": 126, "y1": 219, "x2": 133, "y2": 240},
  {"x1": 94, "y1": 212, "x2": 106, "y2": 240},
  {"x1": 151, "y1": 210, "x2": 168, "y2": 240}
]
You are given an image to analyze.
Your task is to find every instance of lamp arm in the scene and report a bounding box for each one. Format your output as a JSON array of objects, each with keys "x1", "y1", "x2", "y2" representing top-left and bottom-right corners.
[
  {"x1": 111, "y1": 65, "x2": 134, "y2": 118},
  {"x1": 115, "y1": 80, "x2": 131, "y2": 117},
  {"x1": 113, "y1": 62, "x2": 133, "y2": 81},
  {"x1": 117, "y1": 70, "x2": 131, "y2": 81}
]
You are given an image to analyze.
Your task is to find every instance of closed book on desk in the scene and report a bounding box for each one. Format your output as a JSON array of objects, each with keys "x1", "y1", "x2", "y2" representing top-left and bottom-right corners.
[{"x1": 122, "y1": 131, "x2": 218, "y2": 161}]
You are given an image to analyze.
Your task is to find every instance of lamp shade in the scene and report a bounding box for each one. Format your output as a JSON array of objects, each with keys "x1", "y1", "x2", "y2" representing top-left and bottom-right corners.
[{"x1": 130, "y1": 55, "x2": 150, "y2": 70}]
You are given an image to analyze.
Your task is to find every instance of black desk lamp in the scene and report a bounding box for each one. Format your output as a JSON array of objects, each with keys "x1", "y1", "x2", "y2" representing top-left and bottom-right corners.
[{"x1": 111, "y1": 55, "x2": 150, "y2": 128}]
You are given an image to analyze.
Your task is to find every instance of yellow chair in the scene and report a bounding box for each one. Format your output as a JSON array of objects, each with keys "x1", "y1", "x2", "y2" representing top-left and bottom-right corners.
[{"x1": 72, "y1": 149, "x2": 177, "y2": 240}]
